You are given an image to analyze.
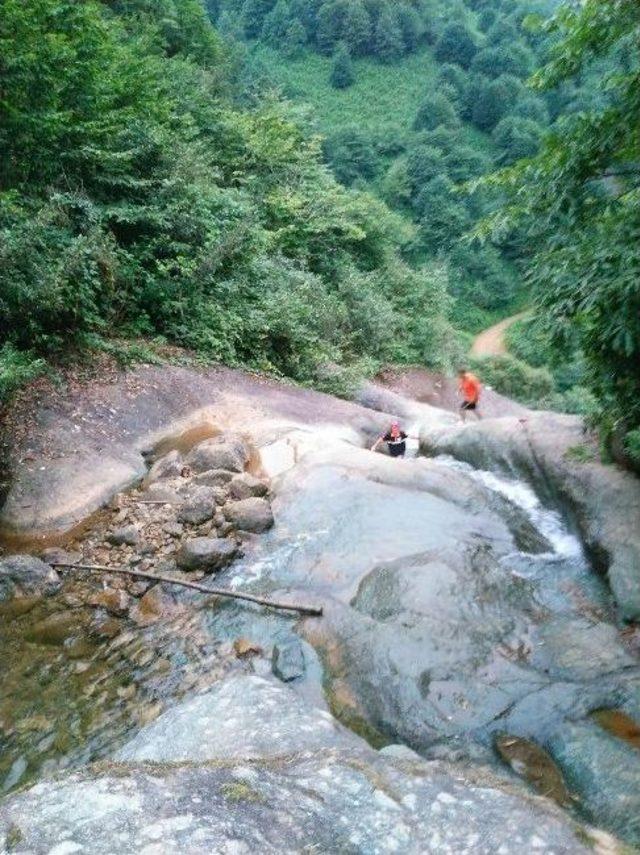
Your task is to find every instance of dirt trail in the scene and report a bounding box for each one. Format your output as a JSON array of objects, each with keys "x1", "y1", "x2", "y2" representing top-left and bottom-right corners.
[{"x1": 471, "y1": 312, "x2": 528, "y2": 358}]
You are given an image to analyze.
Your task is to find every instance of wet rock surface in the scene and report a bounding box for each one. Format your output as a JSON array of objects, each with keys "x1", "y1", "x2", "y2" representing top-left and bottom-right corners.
[
  {"x1": 1, "y1": 366, "x2": 639, "y2": 849},
  {"x1": 176, "y1": 537, "x2": 238, "y2": 572},
  {"x1": 1, "y1": 675, "x2": 597, "y2": 854},
  {"x1": 421, "y1": 413, "x2": 640, "y2": 620},
  {"x1": 117, "y1": 675, "x2": 356, "y2": 762},
  {"x1": 0, "y1": 555, "x2": 60, "y2": 602},
  {"x1": 549, "y1": 721, "x2": 640, "y2": 846}
]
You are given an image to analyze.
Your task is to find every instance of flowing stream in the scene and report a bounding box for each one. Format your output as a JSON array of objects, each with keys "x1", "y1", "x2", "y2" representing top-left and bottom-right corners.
[{"x1": 1, "y1": 423, "x2": 639, "y2": 845}]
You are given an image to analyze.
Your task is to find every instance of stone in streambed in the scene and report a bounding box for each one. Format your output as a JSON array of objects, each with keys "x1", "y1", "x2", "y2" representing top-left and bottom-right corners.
[
  {"x1": 143, "y1": 483, "x2": 180, "y2": 504},
  {"x1": 494, "y1": 734, "x2": 573, "y2": 807},
  {"x1": 163, "y1": 521, "x2": 184, "y2": 538},
  {"x1": 26, "y1": 610, "x2": 90, "y2": 646},
  {"x1": 272, "y1": 638, "x2": 305, "y2": 682},
  {"x1": 0, "y1": 555, "x2": 61, "y2": 602},
  {"x1": 185, "y1": 436, "x2": 249, "y2": 475},
  {"x1": 146, "y1": 449, "x2": 184, "y2": 483},
  {"x1": 193, "y1": 469, "x2": 234, "y2": 488},
  {"x1": 40, "y1": 547, "x2": 81, "y2": 567},
  {"x1": 176, "y1": 537, "x2": 237, "y2": 572},
  {"x1": 106, "y1": 525, "x2": 140, "y2": 546},
  {"x1": 88, "y1": 588, "x2": 130, "y2": 617},
  {"x1": 176, "y1": 486, "x2": 220, "y2": 525},
  {"x1": 229, "y1": 472, "x2": 268, "y2": 500},
  {"x1": 224, "y1": 498, "x2": 274, "y2": 533}
]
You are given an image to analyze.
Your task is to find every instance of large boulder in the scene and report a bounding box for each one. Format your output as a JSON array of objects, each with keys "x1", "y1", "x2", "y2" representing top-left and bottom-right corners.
[
  {"x1": 224, "y1": 497, "x2": 274, "y2": 533},
  {"x1": 185, "y1": 436, "x2": 249, "y2": 475},
  {"x1": 421, "y1": 413, "x2": 640, "y2": 620},
  {"x1": 175, "y1": 537, "x2": 237, "y2": 572},
  {"x1": 0, "y1": 555, "x2": 61, "y2": 602}
]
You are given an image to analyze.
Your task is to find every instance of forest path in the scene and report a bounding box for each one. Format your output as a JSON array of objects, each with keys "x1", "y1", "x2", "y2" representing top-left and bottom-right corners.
[{"x1": 471, "y1": 311, "x2": 529, "y2": 358}]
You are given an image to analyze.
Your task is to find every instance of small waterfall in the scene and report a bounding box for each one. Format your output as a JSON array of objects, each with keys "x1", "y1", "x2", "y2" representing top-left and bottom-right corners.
[{"x1": 433, "y1": 454, "x2": 583, "y2": 560}]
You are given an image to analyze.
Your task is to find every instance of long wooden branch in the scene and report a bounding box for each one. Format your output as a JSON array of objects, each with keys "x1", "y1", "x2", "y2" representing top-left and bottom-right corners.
[{"x1": 52, "y1": 562, "x2": 323, "y2": 617}]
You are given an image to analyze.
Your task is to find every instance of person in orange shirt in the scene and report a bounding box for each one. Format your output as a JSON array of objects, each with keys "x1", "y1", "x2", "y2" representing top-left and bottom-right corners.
[{"x1": 458, "y1": 368, "x2": 482, "y2": 421}]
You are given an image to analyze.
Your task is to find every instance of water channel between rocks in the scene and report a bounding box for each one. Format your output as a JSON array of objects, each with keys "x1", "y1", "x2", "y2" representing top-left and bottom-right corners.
[{"x1": 1, "y1": 423, "x2": 639, "y2": 846}]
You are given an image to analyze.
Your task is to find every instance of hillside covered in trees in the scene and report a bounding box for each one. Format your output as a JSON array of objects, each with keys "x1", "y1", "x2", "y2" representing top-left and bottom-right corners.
[
  {"x1": 214, "y1": 0, "x2": 569, "y2": 333},
  {"x1": 0, "y1": 0, "x2": 458, "y2": 403},
  {"x1": 0, "y1": 0, "x2": 638, "y2": 463}
]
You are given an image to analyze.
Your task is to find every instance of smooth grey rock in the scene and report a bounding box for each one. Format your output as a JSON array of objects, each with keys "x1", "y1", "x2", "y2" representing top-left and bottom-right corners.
[
  {"x1": 1, "y1": 746, "x2": 595, "y2": 853},
  {"x1": 175, "y1": 537, "x2": 237, "y2": 571},
  {"x1": 530, "y1": 618, "x2": 635, "y2": 680},
  {"x1": 106, "y1": 525, "x2": 139, "y2": 546},
  {"x1": 146, "y1": 449, "x2": 184, "y2": 483},
  {"x1": 176, "y1": 486, "x2": 218, "y2": 525},
  {"x1": 0, "y1": 555, "x2": 61, "y2": 602},
  {"x1": 548, "y1": 721, "x2": 640, "y2": 845},
  {"x1": 116, "y1": 676, "x2": 354, "y2": 762},
  {"x1": 224, "y1": 497, "x2": 274, "y2": 533},
  {"x1": 272, "y1": 638, "x2": 305, "y2": 682},
  {"x1": 229, "y1": 472, "x2": 268, "y2": 500},
  {"x1": 185, "y1": 436, "x2": 249, "y2": 475}
]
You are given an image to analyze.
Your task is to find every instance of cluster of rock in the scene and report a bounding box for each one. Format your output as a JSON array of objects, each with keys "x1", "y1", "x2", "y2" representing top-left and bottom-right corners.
[{"x1": 0, "y1": 434, "x2": 273, "y2": 630}]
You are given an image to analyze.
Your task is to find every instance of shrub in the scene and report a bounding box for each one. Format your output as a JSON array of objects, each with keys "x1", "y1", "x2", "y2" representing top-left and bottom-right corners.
[
  {"x1": 330, "y1": 41, "x2": 355, "y2": 88},
  {"x1": 434, "y1": 22, "x2": 477, "y2": 68},
  {"x1": 323, "y1": 126, "x2": 378, "y2": 184},
  {"x1": 624, "y1": 428, "x2": 640, "y2": 472},
  {"x1": 413, "y1": 92, "x2": 460, "y2": 132},
  {"x1": 492, "y1": 116, "x2": 543, "y2": 165},
  {"x1": 0, "y1": 345, "x2": 48, "y2": 405}
]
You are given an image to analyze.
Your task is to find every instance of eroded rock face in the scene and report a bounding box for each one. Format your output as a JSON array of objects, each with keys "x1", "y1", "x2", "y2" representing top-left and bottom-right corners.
[{"x1": 0, "y1": 555, "x2": 61, "y2": 602}]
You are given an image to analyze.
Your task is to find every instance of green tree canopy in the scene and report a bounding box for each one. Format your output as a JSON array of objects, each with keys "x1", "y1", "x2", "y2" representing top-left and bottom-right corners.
[
  {"x1": 480, "y1": 0, "x2": 640, "y2": 457},
  {"x1": 329, "y1": 41, "x2": 355, "y2": 88},
  {"x1": 413, "y1": 92, "x2": 460, "y2": 132},
  {"x1": 434, "y1": 22, "x2": 477, "y2": 68}
]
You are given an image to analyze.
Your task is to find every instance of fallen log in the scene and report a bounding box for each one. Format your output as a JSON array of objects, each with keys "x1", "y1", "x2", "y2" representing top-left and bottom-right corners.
[{"x1": 52, "y1": 562, "x2": 323, "y2": 617}]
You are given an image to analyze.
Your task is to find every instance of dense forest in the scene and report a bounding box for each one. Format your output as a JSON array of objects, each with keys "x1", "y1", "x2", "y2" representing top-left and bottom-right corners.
[{"x1": 0, "y1": 0, "x2": 638, "y2": 463}]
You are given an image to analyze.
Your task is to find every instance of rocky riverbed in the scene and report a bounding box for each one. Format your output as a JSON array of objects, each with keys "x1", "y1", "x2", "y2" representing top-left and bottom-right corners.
[{"x1": 0, "y1": 362, "x2": 639, "y2": 853}]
